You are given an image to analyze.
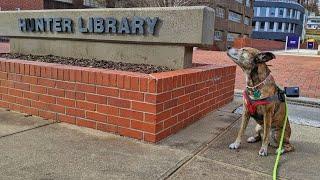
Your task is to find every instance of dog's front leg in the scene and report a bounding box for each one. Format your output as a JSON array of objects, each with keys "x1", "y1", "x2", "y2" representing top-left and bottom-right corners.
[
  {"x1": 259, "y1": 109, "x2": 273, "y2": 156},
  {"x1": 229, "y1": 107, "x2": 250, "y2": 149}
]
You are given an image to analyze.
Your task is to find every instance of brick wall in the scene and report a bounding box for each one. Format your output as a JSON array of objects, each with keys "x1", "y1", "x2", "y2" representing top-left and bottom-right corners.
[
  {"x1": 0, "y1": 58, "x2": 236, "y2": 142},
  {"x1": 233, "y1": 38, "x2": 285, "y2": 51},
  {"x1": 0, "y1": 0, "x2": 44, "y2": 11}
]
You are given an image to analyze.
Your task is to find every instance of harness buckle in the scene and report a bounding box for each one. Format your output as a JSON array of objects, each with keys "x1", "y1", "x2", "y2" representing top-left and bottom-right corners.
[{"x1": 278, "y1": 90, "x2": 286, "y2": 102}]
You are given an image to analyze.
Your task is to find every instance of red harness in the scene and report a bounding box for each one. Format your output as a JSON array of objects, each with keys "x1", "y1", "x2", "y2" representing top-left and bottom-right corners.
[{"x1": 242, "y1": 91, "x2": 271, "y2": 115}]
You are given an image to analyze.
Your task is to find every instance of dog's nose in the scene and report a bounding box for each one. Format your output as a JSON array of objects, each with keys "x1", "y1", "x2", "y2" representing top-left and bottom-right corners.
[{"x1": 227, "y1": 46, "x2": 232, "y2": 50}]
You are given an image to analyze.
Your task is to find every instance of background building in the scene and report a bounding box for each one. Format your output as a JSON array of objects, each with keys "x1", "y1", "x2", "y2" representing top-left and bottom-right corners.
[
  {"x1": 0, "y1": 0, "x2": 99, "y2": 11},
  {"x1": 252, "y1": 0, "x2": 305, "y2": 41}
]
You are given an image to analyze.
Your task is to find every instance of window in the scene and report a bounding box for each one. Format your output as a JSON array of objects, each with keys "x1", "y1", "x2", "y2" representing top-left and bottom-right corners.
[
  {"x1": 278, "y1": 22, "x2": 283, "y2": 31},
  {"x1": 269, "y1": 8, "x2": 276, "y2": 17},
  {"x1": 246, "y1": 0, "x2": 250, "y2": 7},
  {"x1": 227, "y1": 33, "x2": 240, "y2": 42},
  {"x1": 252, "y1": 21, "x2": 256, "y2": 27},
  {"x1": 260, "y1": 21, "x2": 265, "y2": 30},
  {"x1": 216, "y1": 7, "x2": 225, "y2": 18},
  {"x1": 286, "y1": 9, "x2": 291, "y2": 18},
  {"x1": 269, "y1": 22, "x2": 274, "y2": 30},
  {"x1": 235, "y1": 0, "x2": 243, "y2": 3},
  {"x1": 297, "y1": 11, "x2": 301, "y2": 20},
  {"x1": 228, "y1": 11, "x2": 242, "y2": 23},
  {"x1": 214, "y1": 31, "x2": 223, "y2": 41},
  {"x1": 278, "y1": 8, "x2": 284, "y2": 17},
  {"x1": 285, "y1": 23, "x2": 289, "y2": 31},
  {"x1": 291, "y1": 24, "x2": 295, "y2": 32},
  {"x1": 260, "y1": 7, "x2": 267, "y2": 17},
  {"x1": 244, "y1": 17, "x2": 250, "y2": 25},
  {"x1": 292, "y1": 10, "x2": 296, "y2": 19},
  {"x1": 254, "y1": 7, "x2": 258, "y2": 16}
]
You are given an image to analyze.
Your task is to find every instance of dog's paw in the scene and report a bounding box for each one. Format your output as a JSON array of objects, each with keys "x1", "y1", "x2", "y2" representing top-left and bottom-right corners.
[
  {"x1": 275, "y1": 148, "x2": 285, "y2": 155},
  {"x1": 258, "y1": 147, "x2": 268, "y2": 156},
  {"x1": 247, "y1": 136, "x2": 258, "y2": 143},
  {"x1": 229, "y1": 142, "x2": 240, "y2": 149}
]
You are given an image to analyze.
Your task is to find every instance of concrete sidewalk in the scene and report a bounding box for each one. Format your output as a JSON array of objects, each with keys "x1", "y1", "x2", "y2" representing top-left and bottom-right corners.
[{"x1": 0, "y1": 97, "x2": 319, "y2": 179}]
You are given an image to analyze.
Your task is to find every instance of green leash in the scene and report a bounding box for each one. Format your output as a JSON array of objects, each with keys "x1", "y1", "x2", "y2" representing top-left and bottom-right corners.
[{"x1": 272, "y1": 100, "x2": 289, "y2": 180}]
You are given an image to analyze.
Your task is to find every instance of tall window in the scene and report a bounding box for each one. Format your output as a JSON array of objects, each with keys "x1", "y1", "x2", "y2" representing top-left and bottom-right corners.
[
  {"x1": 254, "y1": 7, "x2": 258, "y2": 16},
  {"x1": 227, "y1": 33, "x2": 240, "y2": 42},
  {"x1": 216, "y1": 7, "x2": 225, "y2": 18},
  {"x1": 244, "y1": 17, "x2": 250, "y2": 25},
  {"x1": 246, "y1": 0, "x2": 250, "y2": 7},
  {"x1": 260, "y1": 22, "x2": 265, "y2": 30},
  {"x1": 278, "y1": 8, "x2": 284, "y2": 17},
  {"x1": 286, "y1": 9, "x2": 291, "y2": 18},
  {"x1": 285, "y1": 23, "x2": 290, "y2": 32},
  {"x1": 214, "y1": 31, "x2": 223, "y2": 41},
  {"x1": 278, "y1": 22, "x2": 283, "y2": 31},
  {"x1": 260, "y1": 7, "x2": 267, "y2": 17},
  {"x1": 269, "y1": 22, "x2": 274, "y2": 31},
  {"x1": 228, "y1": 11, "x2": 242, "y2": 23},
  {"x1": 297, "y1": 11, "x2": 301, "y2": 20},
  {"x1": 269, "y1": 8, "x2": 276, "y2": 17}
]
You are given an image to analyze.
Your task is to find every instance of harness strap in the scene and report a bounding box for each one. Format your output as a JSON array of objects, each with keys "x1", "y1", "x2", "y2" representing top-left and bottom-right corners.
[{"x1": 243, "y1": 91, "x2": 280, "y2": 115}]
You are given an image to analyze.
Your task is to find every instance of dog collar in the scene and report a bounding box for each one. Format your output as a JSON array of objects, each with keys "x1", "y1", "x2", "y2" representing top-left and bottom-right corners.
[{"x1": 246, "y1": 73, "x2": 273, "y2": 90}]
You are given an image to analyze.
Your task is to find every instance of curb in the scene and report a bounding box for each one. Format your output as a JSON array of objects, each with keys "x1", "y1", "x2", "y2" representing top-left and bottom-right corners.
[{"x1": 234, "y1": 89, "x2": 320, "y2": 108}]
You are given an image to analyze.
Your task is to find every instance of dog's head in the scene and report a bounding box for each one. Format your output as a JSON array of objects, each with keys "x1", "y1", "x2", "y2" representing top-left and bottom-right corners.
[{"x1": 227, "y1": 47, "x2": 275, "y2": 71}]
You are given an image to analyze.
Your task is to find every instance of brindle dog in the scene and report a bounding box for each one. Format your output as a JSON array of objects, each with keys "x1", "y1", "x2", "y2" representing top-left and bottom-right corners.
[{"x1": 227, "y1": 47, "x2": 294, "y2": 156}]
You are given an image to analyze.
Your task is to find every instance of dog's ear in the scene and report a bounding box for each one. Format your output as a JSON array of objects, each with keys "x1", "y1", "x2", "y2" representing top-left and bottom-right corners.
[{"x1": 255, "y1": 52, "x2": 276, "y2": 63}]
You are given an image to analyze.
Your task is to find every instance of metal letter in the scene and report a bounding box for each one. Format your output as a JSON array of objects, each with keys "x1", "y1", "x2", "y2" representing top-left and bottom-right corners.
[
  {"x1": 146, "y1": 17, "x2": 159, "y2": 35},
  {"x1": 131, "y1": 16, "x2": 144, "y2": 35},
  {"x1": 18, "y1": 18, "x2": 26, "y2": 32},
  {"x1": 118, "y1": 17, "x2": 130, "y2": 34},
  {"x1": 94, "y1": 17, "x2": 104, "y2": 33},
  {"x1": 105, "y1": 17, "x2": 117, "y2": 33},
  {"x1": 88, "y1": 17, "x2": 94, "y2": 33},
  {"x1": 62, "y1": 18, "x2": 73, "y2": 33},
  {"x1": 78, "y1": 17, "x2": 88, "y2": 33},
  {"x1": 35, "y1": 18, "x2": 45, "y2": 32},
  {"x1": 53, "y1": 18, "x2": 62, "y2": 32},
  {"x1": 26, "y1": 18, "x2": 36, "y2": 32},
  {"x1": 44, "y1": 18, "x2": 53, "y2": 32}
]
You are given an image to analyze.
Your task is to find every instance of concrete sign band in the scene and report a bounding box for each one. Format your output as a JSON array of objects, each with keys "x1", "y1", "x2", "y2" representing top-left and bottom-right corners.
[{"x1": 19, "y1": 17, "x2": 159, "y2": 35}]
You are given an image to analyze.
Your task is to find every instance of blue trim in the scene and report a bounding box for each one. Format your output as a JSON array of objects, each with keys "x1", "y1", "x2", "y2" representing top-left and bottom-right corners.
[{"x1": 254, "y1": 1, "x2": 305, "y2": 13}]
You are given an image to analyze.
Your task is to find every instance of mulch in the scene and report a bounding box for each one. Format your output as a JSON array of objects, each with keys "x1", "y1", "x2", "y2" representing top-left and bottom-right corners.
[{"x1": 0, "y1": 53, "x2": 173, "y2": 74}]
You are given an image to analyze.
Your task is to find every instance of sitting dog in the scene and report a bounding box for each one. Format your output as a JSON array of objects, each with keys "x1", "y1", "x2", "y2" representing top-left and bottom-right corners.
[{"x1": 227, "y1": 47, "x2": 294, "y2": 156}]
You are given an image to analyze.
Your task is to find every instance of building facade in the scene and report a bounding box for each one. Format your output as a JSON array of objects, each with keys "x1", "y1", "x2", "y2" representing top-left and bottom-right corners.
[
  {"x1": 252, "y1": 0, "x2": 305, "y2": 41},
  {"x1": 210, "y1": 0, "x2": 254, "y2": 50},
  {"x1": 0, "y1": 0, "x2": 97, "y2": 11}
]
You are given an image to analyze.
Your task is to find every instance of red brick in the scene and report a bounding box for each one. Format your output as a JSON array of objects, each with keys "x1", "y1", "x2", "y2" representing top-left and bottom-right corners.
[
  {"x1": 177, "y1": 95, "x2": 189, "y2": 105},
  {"x1": 108, "y1": 97, "x2": 131, "y2": 108},
  {"x1": 77, "y1": 118, "x2": 96, "y2": 129},
  {"x1": 22, "y1": 76, "x2": 37, "y2": 84},
  {"x1": 119, "y1": 109, "x2": 143, "y2": 121},
  {"x1": 39, "y1": 94, "x2": 56, "y2": 104},
  {"x1": 97, "y1": 123, "x2": 117, "y2": 133},
  {"x1": 132, "y1": 101, "x2": 159, "y2": 114},
  {"x1": 172, "y1": 88, "x2": 185, "y2": 98},
  {"x1": 39, "y1": 110, "x2": 56, "y2": 120},
  {"x1": 31, "y1": 101, "x2": 48, "y2": 110},
  {"x1": 81, "y1": 71, "x2": 89, "y2": 83},
  {"x1": 75, "y1": 69, "x2": 82, "y2": 82},
  {"x1": 109, "y1": 74, "x2": 117, "y2": 87},
  {"x1": 56, "y1": 81, "x2": 75, "y2": 90},
  {"x1": 20, "y1": 106, "x2": 38, "y2": 116},
  {"x1": 117, "y1": 117, "x2": 130, "y2": 127},
  {"x1": 171, "y1": 105, "x2": 184, "y2": 116},
  {"x1": 48, "y1": 88, "x2": 65, "y2": 97},
  {"x1": 97, "y1": 105, "x2": 119, "y2": 116},
  {"x1": 144, "y1": 113, "x2": 157, "y2": 123},
  {"x1": 157, "y1": 79, "x2": 163, "y2": 93},
  {"x1": 0, "y1": 87, "x2": 8, "y2": 94},
  {"x1": 163, "y1": 99, "x2": 178, "y2": 110},
  {"x1": 86, "y1": 94, "x2": 107, "y2": 104},
  {"x1": 2, "y1": 94, "x2": 16, "y2": 103},
  {"x1": 144, "y1": 133, "x2": 156, "y2": 143},
  {"x1": 38, "y1": 78, "x2": 55, "y2": 87},
  {"x1": 131, "y1": 120, "x2": 157, "y2": 133},
  {"x1": 14, "y1": 82, "x2": 30, "y2": 91},
  {"x1": 162, "y1": 77, "x2": 173, "y2": 92},
  {"x1": 131, "y1": 77, "x2": 140, "y2": 91},
  {"x1": 0, "y1": 72, "x2": 8, "y2": 79},
  {"x1": 164, "y1": 116, "x2": 178, "y2": 129},
  {"x1": 65, "y1": 91, "x2": 75, "y2": 99},
  {"x1": 76, "y1": 101, "x2": 96, "y2": 111},
  {"x1": 35, "y1": 66, "x2": 41, "y2": 77},
  {"x1": 157, "y1": 92, "x2": 172, "y2": 103},
  {"x1": 97, "y1": 87, "x2": 119, "y2": 97},
  {"x1": 58, "y1": 114, "x2": 76, "y2": 124},
  {"x1": 148, "y1": 79, "x2": 156, "y2": 93},
  {"x1": 8, "y1": 74, "x2": 22, "y2": 81},
  {"x1": 139, "y1": 78, "x2": 148, "y2": 92},
  {"x1": 57, "y1": 98, "x2": 75, "y2": 107},
  {"x1": 69, "y1": 69, "x2": 76, "y2": 82},
  {"x1": 119, "y1": 90, "x2": 144, "y2": 101},
  {"x1": 76, "y1": 92, "x2": 85, "y2": 100},
  {"x1": 66, "y1": 108, "x2": 85, "y2": 118},
  {"x1": 8, "y1": 89, "x2": 23, "y2": 97},
  {"x1": 118, "y1": 127, "x2": 143, "y2": 140},
  {"x1": 117, "y1": 75, "x2": 125, "y2": 88},
  {"x1": 86, "y1": 111, "x2": 107, "y2": 123},
  {"x1": 57, "y1": 69, "x2": 64, "y2": 80},
  {"x1": 107, "y1": 115, "x2": 118, "y2": 125},
  {"x1": 16, "y1": 98, "x2": 31, "y2": 106},
  {"x1": 124, "y1": 76, "x2": 131, "y2": 90},
  {"x1": 145, "y1": 94, "x2": 156, "y2": 104},
  {"x1": 23, "y1": 91, "x2": 39, "y2": 101},
  {"x1": 48, "y1": 104, "x2": 65, "y2": 114},
  {"x1": 156, "y1": 110, "x2": 171, "y2": 122},
  {"x1": 31, "y1": 85, "x2": 47, "y2": 94},
  {"x1": 63, "y1": 69, "x2": 70, "y2": 81},
  {"x1": 76, "y1": 84, "x2": 96, "y2": 93},
  {"x1": 88, "y1": 72, "x2": 96, "y2": 84}
]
